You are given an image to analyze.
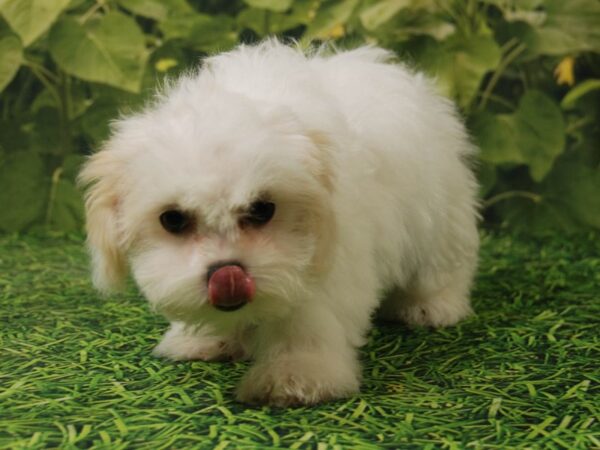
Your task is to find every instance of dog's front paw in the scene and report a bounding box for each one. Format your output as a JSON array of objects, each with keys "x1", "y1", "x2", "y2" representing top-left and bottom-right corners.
[
  {"x1": 236, "y1": 352, "x2": 360, "y2": 407},
  {"x1": 153, "y1": 322, "x2": 238, "y2": 361}
]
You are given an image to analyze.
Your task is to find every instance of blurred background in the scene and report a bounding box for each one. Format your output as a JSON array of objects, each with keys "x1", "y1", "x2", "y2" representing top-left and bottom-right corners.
[{"x1": 0, "y1": 0, "x2": 598, "y2": 235}]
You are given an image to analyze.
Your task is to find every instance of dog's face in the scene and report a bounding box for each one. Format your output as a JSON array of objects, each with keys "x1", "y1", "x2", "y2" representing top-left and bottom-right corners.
[{"x1": 80, "y1": 85, "x2": 335, "y2": 328}]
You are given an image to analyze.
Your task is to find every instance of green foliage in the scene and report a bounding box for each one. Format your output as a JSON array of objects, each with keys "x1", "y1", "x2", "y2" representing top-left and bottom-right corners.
[
  {"x1": 0, "y1": 0, "x2": 598, "y2": 233},
  {"x1": 0, "y1": 28, "x2": 22, "y2": 92},
  {"x1": 118, "y1": 0, "x2": 194, "y2": 20},
  {"x1": 243, "y1": 0, "x2": 294, "y2": 13},
  {"x1": 415, "y1": 32, "x2": 502, "y2": 108},
  {"x1": 0, "y1": 151, "x2": 46, "y2": 231},
  {"x1": 474, "y1": 90, "x2": 565, "y2": 181},
  {"x1": 49, "y1": 12, "x2": 148, "y2": 92},
  {"x1": 562, "y1": 79, "x2": 600, "y2": 108},
  {"x1": 494, "y1": 0, "x2": 600, "y2": 57},
  {"x1": 0, "y1": 0, "x2": 71, "y2": 46}
]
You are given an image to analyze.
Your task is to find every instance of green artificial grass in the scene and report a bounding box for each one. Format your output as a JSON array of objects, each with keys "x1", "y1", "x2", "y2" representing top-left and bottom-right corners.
[{"x1": 0, "y1": 232, "x2": 598, "y2": 449}]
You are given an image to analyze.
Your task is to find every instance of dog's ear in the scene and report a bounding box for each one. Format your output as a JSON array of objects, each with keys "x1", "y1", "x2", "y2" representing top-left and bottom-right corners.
[{"x1": 78, "y1": 149, "x2": 127, "y2": 294}]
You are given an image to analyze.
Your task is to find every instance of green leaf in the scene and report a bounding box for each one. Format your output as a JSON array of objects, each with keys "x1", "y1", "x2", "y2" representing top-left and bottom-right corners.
[
  {"x1": 0, "y1": 119, "x2": 29, "y2": 154},
  {"x1": 503, "y1": 0, "x2": 600, "y2": 57},
  {"x1": 31, "y1": 82, "x2": 90, "y2": 119},
  {"x1": 62, "y1": 153, "x2": 85, "y2": 179},
  {"x1": 406, "y1": 14, "x2": 454, "y2": 41},
  {"x1": 160, "y1": 14, "x2": 237, "y2": 52},
  {"x1": 543, "y1": 161, "x2": 600, "y2": 229},
  {"x1": 472, "y1": 112, "x2": 522, "y2": 165},
  {"x1": 77, "y1": 84, "x2": 145, "y2": 145},
  {"x1": 48, "y1": 12, "x2": 148, "y2": 93},
  {"x1": 45, "y1": 155, "x2": 85, "y2": 231},
  {"x1": 360, "y1": 0, "x2": 412, "y2": 31},
  {"x1": 31, "y1": 107, "x2": 63, "y2": 156},
  {"x1": 482, "y1": 0, "x2": 545, "y2": 25},
  {"x1": 473, "y1": 91, "x2": 565, "y2": 182},
  {"x1": 561, "y1": 80, "x2": 600, "y2": 110},
  {"x1": 80, "y1": 99, "x2": 119, "y2": 144},
  {"x1": 67, "y1": 0, "x2": 88, "y2": 9},
  {"x1": 0, "y1": 29, "x2": 22, "y2": 93},
  {"x1": 30, "y1": 88, "x2": 58, "y2": 113},
  {"x1": 0, "y1": 0, "x2": 70, "y2": 46},
  {"x1": 477, "y1": 161, "x2": 497, "y2": 198},
  {"x1": 496, "y1": 160, "x2": 600, "y2": 233},
  {"x1": 363, "y1": 5, "x2": 454, "y2": 44},
  {"x1": 237, "y1": 8, "x2": 271, "y2": 34},
  {"x1": 242, "y1": 0, "x2": 293, "y2": 13},
  {"x1": 416, "y1": 32, "x2": 501, "y2": 108},
  {"x1": 303, "y1": 0, "x2": 359, "y2": 41},
  {"x1": 117, "y1": 0, "x2": 193, "y2": 21},
  {"x1": 238, "y1": 1, "x2": 315, "y2": 35},
  {"x1": 498, "y1": 196, "x2": 580, "y2": 233},
  {"x1": 0, "y1": 151, "x2": 47, "y2": 232},
  {"x1": 46, "y1": 176, "x2": 84, "y2": 231},
  {"x1": 514, "y1": 91, "x2": 565, "y2": 181}
]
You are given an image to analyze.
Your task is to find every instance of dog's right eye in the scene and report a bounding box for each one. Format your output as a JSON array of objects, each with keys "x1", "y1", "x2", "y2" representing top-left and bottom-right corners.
[
  {"x1": 241, "y1": 200, "x2": 276, "y2": 228},
  {"x1": 160, "y1": 210, "x2": 191, "y2": 234}
]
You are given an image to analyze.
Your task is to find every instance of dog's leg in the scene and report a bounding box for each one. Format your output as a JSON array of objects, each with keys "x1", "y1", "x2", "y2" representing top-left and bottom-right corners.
[
  {"x1": 153, "y1": 321, "x2": 244, "y2": 361},
  {"x1": 236, "y1": 303, "x2": 362, "y2": 406},
  {"x1": 383, "y1": 263, "x2": 476, "y2": 328}
]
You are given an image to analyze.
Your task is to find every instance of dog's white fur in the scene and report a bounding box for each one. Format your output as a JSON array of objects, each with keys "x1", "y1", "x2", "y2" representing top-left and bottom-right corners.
[{"x1": 80, "y1": 40, "x2": 479, "y2": 406}]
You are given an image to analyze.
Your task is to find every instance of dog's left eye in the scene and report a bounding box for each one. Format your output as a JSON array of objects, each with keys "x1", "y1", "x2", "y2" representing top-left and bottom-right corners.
[
  {"x1": 160, "y1": 210, "x2": 192, "y2": 234},
  {"x1": 241, "y1": 200, "x2": 276, "y2": 227}
]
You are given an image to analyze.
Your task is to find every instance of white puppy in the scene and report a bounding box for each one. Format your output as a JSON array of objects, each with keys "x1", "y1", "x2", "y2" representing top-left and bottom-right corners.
[{"x1": 80, "y1": 40, "x2": 479, "y2": 406}]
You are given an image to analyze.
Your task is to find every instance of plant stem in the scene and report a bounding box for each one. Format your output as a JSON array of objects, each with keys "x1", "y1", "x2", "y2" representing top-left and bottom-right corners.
[
  {"x1": 474, "y1": 92, "x2": 516, "y2": 110},
  {"x1": 23, "y1": 60, "x2": 59, "y2": 83},
  {"x1": 79, "y1": 1, "x2": 103, "y2": 24},
  {"x1": 57, "y1": 71, "x2": 72, "y2": 156},
  {"x1": 566, "y1": 116, "x2": 594, "y2": 134},
  {"x1": 23, "y1": 61, "x2": 61, "y2": 108},
  {"x1": 483, "y1": 190, "x2": 543, "y2": 209},
  {"x1": 478, "y1": 41, "x2": 526, "y2": 111},
  {"x1": 45, "y1": 167, "x2": 63, "y2": 225},
  {"x1": 13, "y1": 70, "x2": 35, "y2": 116}
]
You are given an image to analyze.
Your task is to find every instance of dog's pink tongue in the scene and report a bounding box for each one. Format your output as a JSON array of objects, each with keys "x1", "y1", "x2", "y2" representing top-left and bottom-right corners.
[{"x1": 208, "y1": 265, "x2": 255, "y2": 308}]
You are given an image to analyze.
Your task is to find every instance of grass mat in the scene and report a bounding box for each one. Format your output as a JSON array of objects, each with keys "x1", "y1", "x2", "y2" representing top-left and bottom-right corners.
[{"x1": 0, "y1": 233, "x2": 598, "y2": 449}]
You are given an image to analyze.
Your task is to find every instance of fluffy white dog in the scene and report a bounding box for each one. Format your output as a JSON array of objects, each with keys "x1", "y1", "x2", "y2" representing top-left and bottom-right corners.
[{"x1": 80, "y1": 40, "x2": 479, "y2": 406}]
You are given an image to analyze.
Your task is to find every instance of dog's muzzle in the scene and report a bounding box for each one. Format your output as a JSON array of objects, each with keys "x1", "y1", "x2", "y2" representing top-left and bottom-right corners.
[{"x1": 206, "y1": 261, "x2": 255, "y2": 312}]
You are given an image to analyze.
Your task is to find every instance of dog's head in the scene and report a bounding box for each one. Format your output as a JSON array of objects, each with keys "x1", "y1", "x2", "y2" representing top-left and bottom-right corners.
[{"x1": 79, "y1": 76, "x2": 337, "y2": 328}]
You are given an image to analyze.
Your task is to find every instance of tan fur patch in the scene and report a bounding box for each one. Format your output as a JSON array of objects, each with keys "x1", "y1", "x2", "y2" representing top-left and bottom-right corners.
[
  {"x1": 78, "y1": 150, "x2": 128, "y2": 293},
  {"x1": 307, "y1": 130, "x2": 336, "y2": 194}
]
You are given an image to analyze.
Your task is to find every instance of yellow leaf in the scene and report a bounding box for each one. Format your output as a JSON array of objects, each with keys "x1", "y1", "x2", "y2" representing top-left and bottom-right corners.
[
  {"x1": 155, "y1": 58, "x2": 178, "y2": 73},
  {"x1": 324, "y1": 23, "x2": 345, "y2": 39},
  {"x1": 554, "y1": 56, "x2": 575, "y2": 86}
]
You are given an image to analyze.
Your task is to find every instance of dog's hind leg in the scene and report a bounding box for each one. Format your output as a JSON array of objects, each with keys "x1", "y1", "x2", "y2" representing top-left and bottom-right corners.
[{"x1": 379, "y1": 258, "x2": 476, "y2": 328}]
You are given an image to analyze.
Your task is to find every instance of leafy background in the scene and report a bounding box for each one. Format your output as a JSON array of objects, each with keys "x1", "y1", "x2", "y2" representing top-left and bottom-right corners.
[{"x1": 0, "y1": 0, "x2": 598, "y2": 234}]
